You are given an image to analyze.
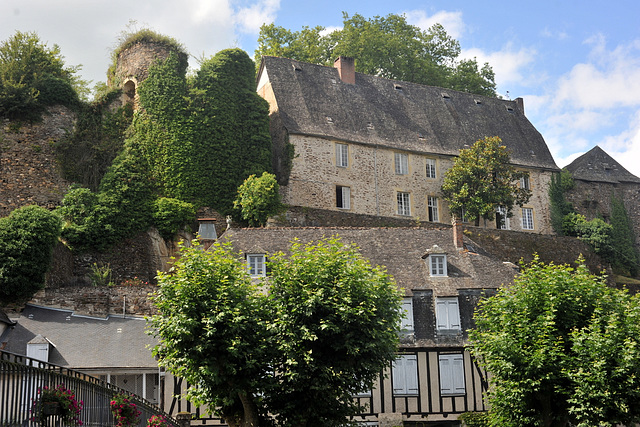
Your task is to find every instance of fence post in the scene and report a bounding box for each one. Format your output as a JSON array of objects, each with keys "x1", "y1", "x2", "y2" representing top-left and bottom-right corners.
[{"x1": 175, "y1": 411, "x2": 192, "y2": 427}]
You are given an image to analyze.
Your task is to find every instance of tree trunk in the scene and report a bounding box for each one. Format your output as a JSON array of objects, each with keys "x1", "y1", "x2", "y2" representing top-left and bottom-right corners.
[{"x1": 238, "y1": 391, "x2": 259, "y2": 427}]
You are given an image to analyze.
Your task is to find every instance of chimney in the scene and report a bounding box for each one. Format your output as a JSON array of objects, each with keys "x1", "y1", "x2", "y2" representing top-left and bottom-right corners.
[
  {"x1": 334, "y1": 56, "x2": 355, "y2": 84},
  {"x1": 515, "y1": 97, "x2": 524, "y2": 114},
  {"x1": 452, "y1": 217, "x2": 464, "y2": 250}
]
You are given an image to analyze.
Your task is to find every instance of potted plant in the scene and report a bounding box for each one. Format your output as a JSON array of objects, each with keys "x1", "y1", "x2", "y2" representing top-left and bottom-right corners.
[
  {"x1": 147, "y1": 414, "x2": 169, "y2": 427},
  {"x1": 110, "y1": 392, "x2": 141, "y2": 427},
  {"x1": 32, "y1": 384, "x2": 83, "y2": 425}
]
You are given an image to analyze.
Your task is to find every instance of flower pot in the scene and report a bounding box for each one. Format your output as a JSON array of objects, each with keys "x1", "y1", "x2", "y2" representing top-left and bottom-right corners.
[{"x1": 42, "y1": 401, "x2": 61, "y2": 416}]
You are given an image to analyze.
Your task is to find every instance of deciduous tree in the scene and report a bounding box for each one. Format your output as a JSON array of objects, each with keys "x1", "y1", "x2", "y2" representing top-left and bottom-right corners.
[
  {"x1": 149, "y1": 237, "x2": 403, "y2": 427},
  {"x1": 256, "y1": 13, "x2": 497, "y2": 97},
  {"x1": 469, "y1": 256, "x2": 640, "y2": 427},
  {"x1": 233, "y1": 172, "x2": 283, "y2": 227},
  {"x1": 441, "y1": 136, "x2": 530, "y2": 226}
]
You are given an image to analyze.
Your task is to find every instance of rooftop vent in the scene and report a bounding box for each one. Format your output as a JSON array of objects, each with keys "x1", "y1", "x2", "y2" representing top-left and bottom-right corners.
[
  {"x1": 367, "y1": 122, "x2": 374, "y2": 130},
  {"x1": 441, "y1": 92, "x2": 451, "y2": 99},
  {"x1": 474, "y1": 99, "x2": 482, "y2": 105},
  {"x1": 394, "y1": 84, "x2": 403, "y2": 91},
  {"x1": 326, "y1": 116, "x2": 334, "y2": 124},
  {"x1": 506, "y1": 106, "x2": 514, "y2": 112},
  {"x1": 292, "y1": 63, "x2": 302, "y2": 71}
]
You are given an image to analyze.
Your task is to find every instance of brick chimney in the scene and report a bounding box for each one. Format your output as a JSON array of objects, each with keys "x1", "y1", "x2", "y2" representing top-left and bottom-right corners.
[
  {"x1": 515, "y1": 97, "x2": 524, "y2": 114},
  {"x1": 334, "y1": 56, "x2": 355, "y2": 84},
  {"x1": 452, "y1": 217, "x2": 464, "y2": 250}
]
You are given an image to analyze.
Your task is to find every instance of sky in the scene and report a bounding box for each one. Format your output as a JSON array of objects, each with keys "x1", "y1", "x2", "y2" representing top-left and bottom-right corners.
[{"x1": 2, "y1": 0, "x2": 639, "y2": 177}]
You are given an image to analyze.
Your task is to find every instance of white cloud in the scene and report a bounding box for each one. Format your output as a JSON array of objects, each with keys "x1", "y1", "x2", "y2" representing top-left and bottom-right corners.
[
  {"x1": 404, "y1": 9, "x2": 465, "y2": 39},
  {"x1": 599, "y1": 111, "x2": 640, "y2": 178},
  {"x1": 235, "y1": 0, "x2": 281, "y2": 34},
  {"x1": 540, "y1": 27, "x2": 568, "y2": 41},
  {"x1": 460, "y1": 44, "x2": 537, "y2": 88}
]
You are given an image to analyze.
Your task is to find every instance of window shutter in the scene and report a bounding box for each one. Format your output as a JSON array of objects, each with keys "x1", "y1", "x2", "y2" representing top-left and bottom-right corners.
[
  {"x1": 452, "y1": 354, "x2": 465, "y2": 394},
  {"x1": 402, "y1": 299, "x2": 414, "y2": 331},
  {"x1": 393, "y1": 355, "x2": 418, "y2": 395},
  {"x1": 448, "y1": 299, "x2": 460, "y2": 329},
  {"x1": 436, "y1": 299, "x2": 448, "y2": 329},
  {"x1": 439, "y1": 355, "x2": 453, "y2": 394}
]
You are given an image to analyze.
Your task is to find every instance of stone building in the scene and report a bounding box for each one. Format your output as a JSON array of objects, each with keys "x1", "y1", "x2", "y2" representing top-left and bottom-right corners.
[
  {"x1": 257, "y1": 56, "x2": 559, "y2": 233},
  {"x1": 564, "y1": 145, "x2": 640, "y2": 245},
  {"x1": 219, "y1": 223, "x2": 519, "y2": 426}
]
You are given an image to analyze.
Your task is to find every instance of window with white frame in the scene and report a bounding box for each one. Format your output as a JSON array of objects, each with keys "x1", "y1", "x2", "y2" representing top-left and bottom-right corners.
[
  {"x1": 395, "y1": 153, "x2": 408, "y2": 175},
  {"x1": 429, "y1": 254, "x2": 447, "y2": 277},
  {"x1": 336, "y1": 185, "x2": 351, "y2": 209},
  {"x1": 439, "y1": 354, "x2": 465, "y2": 395},
  {"x1": 392, "y1": 354, "x2": 419, "y2": 395},
  {"x1": 520, "y1": 174, "x2": 530, "y2": 190},
  {"x1": 426, "y1": 158, "x2": 437, "y2": 178},
  {"x1": 247, "y1": 254, "x2": 266, "y2": 277},
  {"x1": 336, "y1": 143, "x2": 348, "y2": 167},
  {"x1": 436, "y1": 297, "x2": 461, "y2": 331},
  {"x1": 397, "y1": 192, "x2": 411, "y2": 216},
  {"x1": 401, "y1": 298, "x2": 414, "y2": 333},
  {"x1": 496, "y1": 206, "x2": 509, "y2": 230},
  {"x1": 427, "y1": 196, "x2": 439, "y2": 222},
  {"x1": 522, "y1": 207, "x2": 534, "y2": 230}
]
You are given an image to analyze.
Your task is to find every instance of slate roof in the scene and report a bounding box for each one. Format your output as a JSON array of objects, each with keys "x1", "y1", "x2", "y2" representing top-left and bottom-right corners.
[
  {"x1": 565, "y1": 145, "x2": 640, "y2": 184},
  {"x1": 0, "y1": 308, "x2": 16, "y2": 327},
  {"x1": 219, "y1": 227, "x2": 517, "y2": 293},
  {"x1": 1, "y1": 305, "x2": 157, "y2": 370},
  {"x1": 259, "y1": 56, "x2": 558, "y2": 170}
]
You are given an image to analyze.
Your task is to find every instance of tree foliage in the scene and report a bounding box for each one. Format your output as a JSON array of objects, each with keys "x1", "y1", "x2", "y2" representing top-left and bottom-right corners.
[
  {"x1": 149, "y1": 237, "x2": 403, "y2": 427},
  {"x1": 441, "y1": 136, "x2": 531, "y2": 225},
  {"x1": 233, "y1": 172, "x2": 283, "y2": 227},
  {"x1": 256, "y1": 13, "x2": 497, "y2": 97},
  {"x1": 469, "y1": 256, "x2": 640, "y2": 427},
  {"x1": 0, "y1": 205, "x2": 62, "y2": 303},
  {"x1": 548, "y1": 169, "x2": 575, "y2": 235},
  {"x1": 134, "y1": 48, "x2": 272, "y2": 215},
  {"x1": 0, "y1": 31, "x2": 81, "y2": 121},
  {"x1": 609, "y1": 194, "x2": 640, "y2": 276}
]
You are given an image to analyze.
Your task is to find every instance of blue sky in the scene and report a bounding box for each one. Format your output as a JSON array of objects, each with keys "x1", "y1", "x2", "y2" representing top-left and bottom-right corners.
[{"x1": 2, "y1": 0, "x2": 639, "y2": 176}]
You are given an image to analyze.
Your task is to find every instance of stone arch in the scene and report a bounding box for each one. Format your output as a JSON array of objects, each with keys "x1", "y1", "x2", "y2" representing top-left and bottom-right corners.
[{"x1": 123, "y1": 80, "x2": 136, "y2": 106}]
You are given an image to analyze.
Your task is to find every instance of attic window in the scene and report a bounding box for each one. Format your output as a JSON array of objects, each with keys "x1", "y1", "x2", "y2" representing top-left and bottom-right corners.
[
  {"x1": 441, "y1": 93, "x2": 451, "y2": 99},
  {"x1": 394, "y1": 84, "x2": 403, "y2": 91},
  {"x1": 506, "y1": 106, "x2": 514, "y2": 112},
  {"x1": 326, "y1": 116, "x2": 334, "y2": 124},
  {"x1": 474, "y1": 99, "x2": 482, "y2": 105}
]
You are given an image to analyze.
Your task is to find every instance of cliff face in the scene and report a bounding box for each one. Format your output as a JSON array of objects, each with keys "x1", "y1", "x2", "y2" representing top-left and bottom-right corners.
[{"x1": 0, "y1": 105, "x2": 74, "y2": 217}]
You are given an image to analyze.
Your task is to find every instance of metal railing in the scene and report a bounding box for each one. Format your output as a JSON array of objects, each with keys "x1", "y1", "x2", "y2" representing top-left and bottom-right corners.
[{"x1": 0, "y1": 350, "x2": 178, "y2": 427}]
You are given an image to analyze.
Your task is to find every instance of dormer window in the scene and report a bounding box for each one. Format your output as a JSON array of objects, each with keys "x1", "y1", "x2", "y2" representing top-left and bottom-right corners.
[
  {"x1": 430, "y1": 254, "x2": 447, "y2": 276},
  {"x1": 247, "y1": 254, "x2": 266, "y2": 277}
]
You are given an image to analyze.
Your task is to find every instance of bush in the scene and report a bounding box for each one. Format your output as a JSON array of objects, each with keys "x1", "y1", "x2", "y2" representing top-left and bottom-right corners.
[
  {"x1": 0, "y1": 205, "x2": 61, "y2": 303},
  {"x1": 459, "y1": 411, "x2": 490, "y2": 427},
  {"x1": 152, "y1": 197, "x2": 196, "y2": 240},
  {"x1": 233, "y1": 172, "x2": 283, "y2": 226}
]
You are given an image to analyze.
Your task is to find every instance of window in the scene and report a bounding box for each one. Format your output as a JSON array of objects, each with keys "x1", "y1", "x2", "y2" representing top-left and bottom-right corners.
[
  {"x1": 336, "y1": 185, "x2": 351, "y2": 209},
  {"x1": 522, "y1": 208, "x2": 534, "y2": 230},
  {"x1": 247, "y1": 254, "x2": 265, "y2": 277},
  {"x1": 397, "y1": 192, "x2": 411, "y2": 216},
  {"x1": 392, "y1": 354, "x2": 419, "y2": 395},
  {"x1": 429, "y1": 254, "x2": 447, "y2": 277},
  {"x1": 496, "y1": 206, "x2": 509, "y2": 230},
  {"x1": 436, "y1": 297, "x2": 461, "y2": 331},
  {"x1": 401, "y1": 298, "x2": 414, "y2": 332},
  {"x1": 439, "y1": 354, "x2": 465, "y2": 395},
  {"x1": 426, "y1": 158, "x2": 437, "y2": 178},
  {"x1": 427, "y1": 196, "x2": 439, "y2": 222},
  {"x1": 395, "y1": 153, "x2": 408, "y2": 175},
  {"x1": 520, "y1": 174, "x2": 530, "y2": 190},
  {"x1": 336, "y1": 143, "x2": 348, "y2": 167}
]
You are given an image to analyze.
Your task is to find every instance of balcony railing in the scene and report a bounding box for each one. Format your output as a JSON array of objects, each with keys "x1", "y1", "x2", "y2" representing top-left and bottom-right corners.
[{"x1": 0, "y1": 350, "x2": 178, "y2": 427}]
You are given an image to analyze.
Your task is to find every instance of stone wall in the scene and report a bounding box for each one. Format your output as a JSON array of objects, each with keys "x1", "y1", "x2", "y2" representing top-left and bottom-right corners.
[
  {"x1": 566, "y1": 179, "x2": 640, "y2": 245},
  {"x1": 112, "y1": 41, "x2": 187, "y2": 87},
  {"x1": 0, "y1": 106, "x2": 74, "y2": 217},
  {"x1": 281, "y1": 133, "x2": 555, "y2": 234}
]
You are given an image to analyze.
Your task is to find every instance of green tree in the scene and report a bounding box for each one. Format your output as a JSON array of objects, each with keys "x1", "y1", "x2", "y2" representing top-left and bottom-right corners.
[
  {"x1": 0, "y1": 31, "x2": 81, "y2": 121},
  {"x1": 256, "y1": 13, "x2": 496, "y2": 97},
  {"x1": 609, "y1": 194, "x2": 639, "y2": 276},
  {"x1": 469, "y1": 256, "x2": 640, "y2": 427},
  {"x1": 149, "y1": 237, "x2": 403, "y2": 427},
  {"x1": 0, "y1": 205, "x2": 62, "y2": 303},
  {"x1": 441, "y1": 136, "x2": 531, "y2": 226},
  {"x1": 233, "y1": 172, "x2": 283, "y2": 227},
  {"x1": 548, "y1": 169, "x2": 575, "y2": 235}
]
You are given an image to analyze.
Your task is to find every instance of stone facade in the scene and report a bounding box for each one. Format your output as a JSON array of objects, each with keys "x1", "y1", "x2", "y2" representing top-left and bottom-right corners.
[
  {"x1": 0, "y1": 105, "x2": 74, "y2": 217},
  {"x1": 280, "y1": 133, "x2": 554, "y2": 234}
]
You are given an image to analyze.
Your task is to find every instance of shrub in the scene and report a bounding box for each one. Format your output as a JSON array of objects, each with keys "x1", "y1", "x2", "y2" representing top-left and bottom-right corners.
[
  {"x1": 88, "y1": 263, "x2": 114, "y2": 287},
  {"x1": 0, "y1": 205, "x2": 61, "y2": 303},
  {"x1": 233, "y1": 172, "x2": 283, "y2": 226},
  {"x1": 459, "y1": 411, "x2": 490, "y2": 427},
  {"x1": 152, "y1": 197, "x2": 196, "y2": 240}
]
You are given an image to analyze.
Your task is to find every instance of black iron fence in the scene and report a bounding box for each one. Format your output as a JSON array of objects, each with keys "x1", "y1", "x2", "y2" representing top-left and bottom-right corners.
[{"x1": 0, "y1": 350, "x2": 178, "y2": 427}]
